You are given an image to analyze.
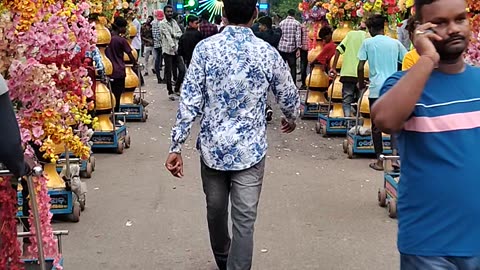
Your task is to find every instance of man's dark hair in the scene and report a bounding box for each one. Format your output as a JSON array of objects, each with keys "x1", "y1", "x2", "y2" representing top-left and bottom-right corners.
[
  {"x1": 187, "y1": 14, "x2": 199, "y2": 24},
  {"x1": 318, "y1": 25, "x2": 333, "y2": 39},
  {"x1": 258, "y1": 12, "x2": 267, "y2": 18},
  {"x1": 406, "y1": 15, "x2": 418, "y2": 36},
  {"x1": 415, "y1": 0, "x2": 438, "y2": 20},
  {"x1": 365, "y1": 14, "x2": 385, "y2": 34},
  {"x1": 258, "y1": 16, "x2": 273, "y2": 29},
  {"x1": 201, "y1": 10, "x2": 210, "y2": 21},
  {"x1": 214, "y1": 14, "x2": 222, "y2": 24},
  {"x1": 113, "y1": 16, "x2": 128, "y2": 29},
  {"x1": 287, "y1": 9, "x2": 296, "y2": 17},
  {"x1": 223, "y1": 0, "x2": 257, "y2": 25},
  {"x1": 163, "y1": 4, "x2": 173, "y2": 12},
  {"x1": 148, "y1": 15, "x2": 154, "y2": 21}
]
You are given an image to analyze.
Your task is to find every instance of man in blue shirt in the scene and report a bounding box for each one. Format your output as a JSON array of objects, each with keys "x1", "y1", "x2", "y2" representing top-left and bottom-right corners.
[
  {"x1": 165, "y1": 0, "x2": 300, "y2": 269},
  {"x1": 357, "y1": 15, "x2": 407, "y2": 171},
  {"x1": 372, "y1": 0, "x2": 480, "y2": 269}
]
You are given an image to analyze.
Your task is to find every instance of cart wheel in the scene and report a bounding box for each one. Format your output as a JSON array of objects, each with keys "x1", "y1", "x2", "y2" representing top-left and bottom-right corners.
[
  {"x1": 68, "y1": 194, "x2": 81, "y2": 222},
  {"x1": 315, "y1": 122, "x2": 322, "y2": 134},
  {"x1": 378, "y1": 188, "x2": 387, "y2": 207},
  {"x1": 347, "y1": 144, "x2": 354, "y2": 159},
  {"x1": 388, "y1": 199, "x2": 397, "y2": 219},
  {"x1": 321, "y1": 125, "x2": 327, "y2": 136},
  {"x1": 80, "y1": 161, "x2": 93, "y2": 179},
  {"x1": 90, "y1": 155, "x2": 96, "y2": 171},
  {"x1": 79, "y1": 194, "x2": 86, "y2": 212},
  {"x1": 116, "y1": 141, "x2": 125, "y2": 154},
  {"x1": 343, "y1": 140, "x2": 348, "y2": 154},
  {"x1": 125, "y1": 134, "x2": 131, "y2": 149},
  {"x1": 141, "y1": 111, "x2": 147, "y2": 122}
]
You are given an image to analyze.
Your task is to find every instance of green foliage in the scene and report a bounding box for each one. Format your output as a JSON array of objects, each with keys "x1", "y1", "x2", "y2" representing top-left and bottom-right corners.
[{"x1": 271, "y1": 0, "x2": 300, "y2": 18}]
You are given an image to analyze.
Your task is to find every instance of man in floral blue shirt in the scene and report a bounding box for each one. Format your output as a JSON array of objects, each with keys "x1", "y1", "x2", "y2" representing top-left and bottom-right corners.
[{"x1": 165, "y1": 0, "x2": 299, "y2": 269}]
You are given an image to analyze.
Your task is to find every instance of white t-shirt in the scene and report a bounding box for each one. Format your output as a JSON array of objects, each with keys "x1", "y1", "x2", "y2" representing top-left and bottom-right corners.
[
  {"x1": 132, "y1": 18, "x2": 142, "y2": 50},
  {"x1": 0, "y1": 74, "x2": 8, "y2": 96}
]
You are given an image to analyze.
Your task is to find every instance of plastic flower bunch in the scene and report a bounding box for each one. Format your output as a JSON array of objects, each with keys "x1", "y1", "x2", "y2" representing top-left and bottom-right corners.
[
  {"x1": 465, "y1": 14, "x2": 480, "y2": 66},
  {"x1": 323, "y1": 0, "x2": 361, "y2": 27},
  {"x1": 358, "y1": 0, "x2": 400, "y2": 24},
  {"x1": 0, "y1": 177, "x2": 23, "y2": 269},
  {"x1": 467, "y1": 0, "x2": 480, "y2": 12},
  {"x1": 2, "y1": 0, "x2": 56, "y2": 32},
  {"x1": 0, "y1": 10, "x2": 18, "y2": 75},
  {"x1": 8, "y1": 0, "x2": 97, "y2": 163}
]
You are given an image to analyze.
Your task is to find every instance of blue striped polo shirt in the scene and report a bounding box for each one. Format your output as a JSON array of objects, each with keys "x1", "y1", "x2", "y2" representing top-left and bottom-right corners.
[{"x1": 380, "y1": 65, "x2": 480, "y2": 256}]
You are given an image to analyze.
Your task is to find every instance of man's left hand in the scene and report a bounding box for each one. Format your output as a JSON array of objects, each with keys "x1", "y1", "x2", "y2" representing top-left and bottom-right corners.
[{"x1": 165, "y1": 153, "x2": 184, "y2": 178}]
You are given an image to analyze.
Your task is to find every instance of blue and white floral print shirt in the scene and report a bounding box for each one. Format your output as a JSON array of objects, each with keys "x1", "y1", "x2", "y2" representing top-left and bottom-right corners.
[{"x1": 170, "y1": 26, "x2": 300, "y2": 171}]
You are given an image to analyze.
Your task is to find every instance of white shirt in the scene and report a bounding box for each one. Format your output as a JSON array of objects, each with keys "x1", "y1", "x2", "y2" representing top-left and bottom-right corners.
[
  {"x1": 0, "y1": 74, "x2": 8, "y2": 95},
  {"x1": 132, "y1": 18, "x2": 142, "y2": 50}
]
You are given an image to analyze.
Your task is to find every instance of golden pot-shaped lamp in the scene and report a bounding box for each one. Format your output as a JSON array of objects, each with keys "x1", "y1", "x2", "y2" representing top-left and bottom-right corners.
[
  {"x1": 125, "y1": 66, "x2": 139, "y2": 89},
  {"x1": 364, "y1": 61, "x2": 370, "y2": 78},
  {"x1": 45, "y1": 163, "x2": 66, "y2": 189},
  {"x1": 95, "y1": 22, "x2": 111, "y2": 46},
  {"x1": 95, "y1": 82, "x2": 115, "y2": 111},
  {"x1": 128, "y1": 22, "x2": 137, "y2": 39},
  {"x1": 96, "y1": 114, "x2": 114, "y2": 132},
  {"x1": 333, "y1": 21, "x2": 353, "y2": 43},
  {"x1": 360, "y1": 88, "x2": 371, "y2": 128},
  {"x1": 305, "y1": 65, "x2": 330, "y2": 90},
  {"x1": 123, "y1": 42, "x2": 138, "y2": 62},
  {"x1": 307, "y1": 43, "x2": 323, "y2": 63},
  {"x1": 328, "y1": 76, "x2": 343, "y2": 100},
  {"x1": 98, "y1": 47, "x2": 113, "y2": 76},
  {"x1": 330, "y1": 54, "x2": 344, "y2": 70}
]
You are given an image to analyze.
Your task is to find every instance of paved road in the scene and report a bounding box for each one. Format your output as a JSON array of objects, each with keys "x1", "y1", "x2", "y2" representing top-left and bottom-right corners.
[{"x1": 54, "y1": 75, "x2": 399, "y2": 270}]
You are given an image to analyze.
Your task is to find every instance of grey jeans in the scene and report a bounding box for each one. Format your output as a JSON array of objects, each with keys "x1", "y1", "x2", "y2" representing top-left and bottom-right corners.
[{"x1": 201, "y1": 158, "x2": 265, "y2": 270}]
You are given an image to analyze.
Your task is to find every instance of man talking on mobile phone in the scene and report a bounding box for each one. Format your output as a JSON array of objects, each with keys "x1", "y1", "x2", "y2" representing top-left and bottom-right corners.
[{"x1": 372, "y1": 0, "x2": 480, "y2": 269}]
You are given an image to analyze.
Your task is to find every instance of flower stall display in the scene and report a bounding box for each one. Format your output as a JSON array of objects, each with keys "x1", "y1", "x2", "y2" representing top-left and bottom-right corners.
[
  {"x1": 0, "y1": 0, "x2": 97, "y2": 269},
  {"x1": 466, "y1": 3, "x2": 480, "y2": 66},
  {"x1": 357, "y1": 0, "x2": 402, "y2": 38},
  {"x1": 298, "y1": 0, "x2": 329, "y2": 50},
  {"x1": 323, "y1": 0, "x2": 362, "y2": 29}
]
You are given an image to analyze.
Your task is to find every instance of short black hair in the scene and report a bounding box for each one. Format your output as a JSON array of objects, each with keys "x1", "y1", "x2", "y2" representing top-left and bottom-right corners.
[
  {"x1": 164, "y1": 4, "x2": 173, "y2": 12},
  {"x1": 287, "y1": 9, "x2": 296, "y2": 17},
  {"x1": 113, "y1": 16, "x2": 128, "y2": 28},
  {"x1": 258, "y1": 12, "x2": 267, "y2": 18},
  {"x1": 366, "y1": 14, "x2": 385, "y2": 34},
  {"x1": 187, "y1": 14, "x2": 199, "y2": 24},
  {"x1": 258, "y1": 16, "x2": 273, "y2": 29},
  {"x1": 415, "y1": 0, "x2": 438, "y2": 20},
  {"x1": 201, "y1": 10, "x2": 210, "y2": 20},
  {"x1": 214, "y1": 14, "x2": 222, "y2": 24},
  {"x1": 223, "y1": 0, "x2": 257, "y2": 25},
  {"x1": 406, "y1": 16, "x2": 417, "y2": 36},
  {"x1": 148, "y1": 15, "x2": 154, "y2": 20},
  {"x1": 318, "y1": 25, "x2": 333, "y2": 39}
]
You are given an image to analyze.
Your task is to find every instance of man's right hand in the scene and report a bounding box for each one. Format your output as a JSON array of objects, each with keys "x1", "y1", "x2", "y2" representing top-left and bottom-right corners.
[
  {"x1": 281, "y1": 117, "x2": 296, "y2": 133},
  {"x1": 413, "y1": 22, "x2": 442, "y2": 65}
]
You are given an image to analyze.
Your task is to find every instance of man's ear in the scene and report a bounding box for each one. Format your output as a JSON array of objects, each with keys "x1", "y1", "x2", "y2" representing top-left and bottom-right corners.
[{"x1": 253, "y1": 8, "x2": 258, "y2": 21}]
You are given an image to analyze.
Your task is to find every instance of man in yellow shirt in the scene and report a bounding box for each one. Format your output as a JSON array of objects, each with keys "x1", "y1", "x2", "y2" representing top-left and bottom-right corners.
[{"x1": 402, "y1": 17, "x2": 420, "y2": 70}]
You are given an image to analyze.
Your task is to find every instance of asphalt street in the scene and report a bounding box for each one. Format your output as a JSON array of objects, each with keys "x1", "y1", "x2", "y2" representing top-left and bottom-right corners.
[{"x1": 54, "y1": 73, "x2": 399, "y2": 270}]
